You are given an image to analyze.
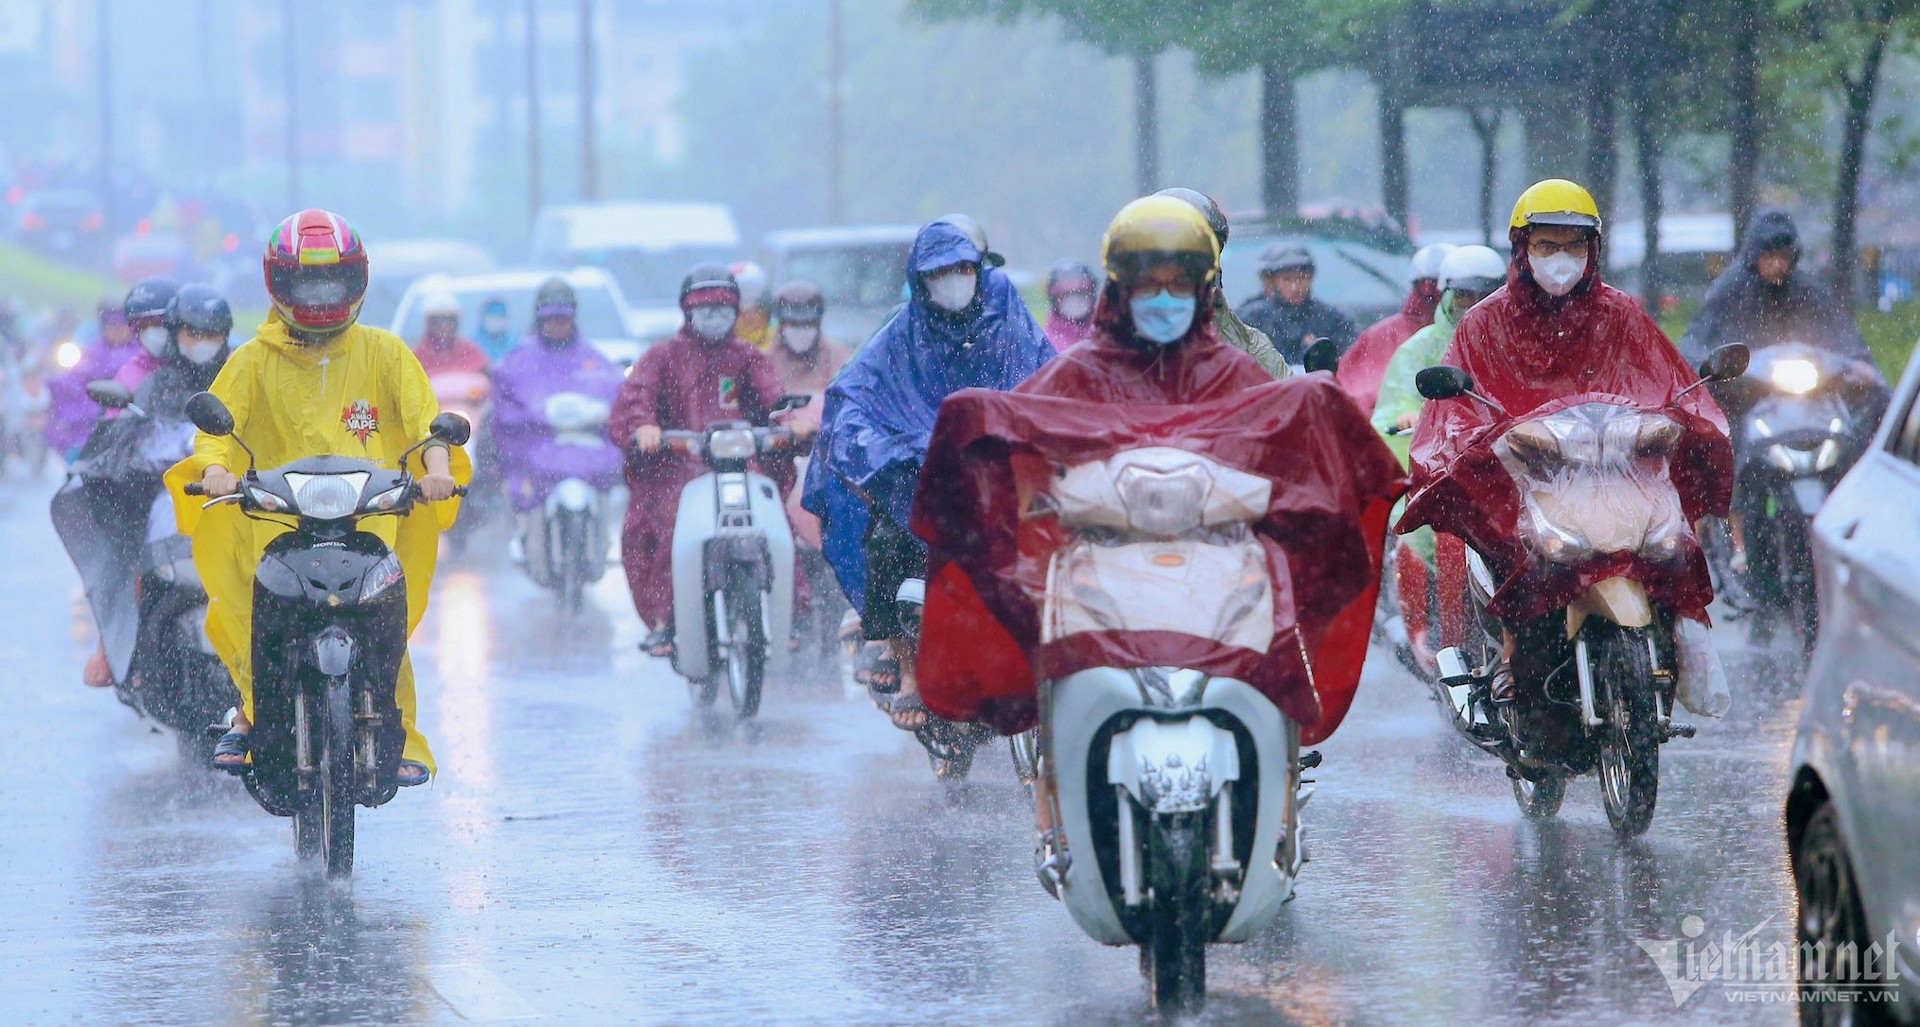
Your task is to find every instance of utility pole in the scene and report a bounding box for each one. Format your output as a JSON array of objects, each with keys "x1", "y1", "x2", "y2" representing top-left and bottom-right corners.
[
  {"x1": 827, "y1": 0, "x2": 843, "y2": 223},
  {"x1": 578, "y1": 0, "x2": 597, "y2": 201},
  {"x1": 284, "y1": 0, "x2": 299, "y2": 210},
  {"x1": 527, "y1": 0, "x2": 542, "y2": 225},
  {"x1": 97, "y1": 0, "x2": 113, "y2": 259}
]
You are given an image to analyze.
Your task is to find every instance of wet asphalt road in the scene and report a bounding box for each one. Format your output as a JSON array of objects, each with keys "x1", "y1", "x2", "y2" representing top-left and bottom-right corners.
[{"x1": 0, "y1": 474, "x2": 1803, "y2": 1026}]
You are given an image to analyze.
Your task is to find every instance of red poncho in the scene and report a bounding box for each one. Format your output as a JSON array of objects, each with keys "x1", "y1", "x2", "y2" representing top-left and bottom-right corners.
[
  {"x1": 912, "y1": 314, "x2": 1405, "y2": 743},
  {"x1": 1338, "y1": 283, "x2": 1439, "y2": 417},
  {"x1": 1399, "y1": 234, "x2": 1731, "y2": 623}
]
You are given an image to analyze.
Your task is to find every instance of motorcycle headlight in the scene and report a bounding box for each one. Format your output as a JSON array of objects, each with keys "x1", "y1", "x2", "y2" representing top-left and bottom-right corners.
[
  {"x1": 708, "y1": 428, "x2": 757, "y2": 461},
  {"x1": 1767, "y1": 443, "x2": 1812, "y2": 474},
  {"x1": 1115, "y1": 462, "x2": 1210, "y2": 537},
  {"x1": 1770, "y1": 358, "x2": 1820, "y2": 395},
  {"x1": 284, "y1": 472, "x2": 368, "y2": 520},
  {"x1": 358, "y1": 552, "x2": 404, "y2": 603},
  {"x1": 1815, "y1": 438, "x2": 1843, "y2": 472},
  {"x1": 361, "y1": 484, "x2": 409, "y2": 513},
  {"x1": 248, "y1": 486, "x2": 289, "y2": 513},
  {"x1": 1749, "y1": 417, "x2": 1772, "y2": 439}
]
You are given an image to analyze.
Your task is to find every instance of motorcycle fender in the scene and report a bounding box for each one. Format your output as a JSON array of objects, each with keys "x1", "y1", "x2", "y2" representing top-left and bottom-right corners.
[
  {"x1": 548, "y1": 476, "x2": 596, "y2": 514},
  {"x1": 1049, "y1": 669, "x2": 1294, "y2": 947},
  {"x1": 1107, "y1": 717, "x2": 1238, "y2": 815},
  {"x1": 1791, "y1": 477, "x2": 1828, "y2": 517},
  {"x1": 1566, "y1": 576, "x2": 1653, "y2": 638},
  {"x1": 672, "y1": 474, "x2": 720, "y2": 680}
]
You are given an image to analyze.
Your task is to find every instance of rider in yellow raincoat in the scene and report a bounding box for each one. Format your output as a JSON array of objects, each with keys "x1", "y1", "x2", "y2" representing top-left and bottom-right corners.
[{"x1": 165, "y1": 210, "x2": 468, "y2": 784}]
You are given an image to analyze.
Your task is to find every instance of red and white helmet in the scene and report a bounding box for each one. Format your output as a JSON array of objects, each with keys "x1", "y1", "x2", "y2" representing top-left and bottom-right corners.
[{"x1": 263, "y1": 209, "x2": 369, "y2": 335}]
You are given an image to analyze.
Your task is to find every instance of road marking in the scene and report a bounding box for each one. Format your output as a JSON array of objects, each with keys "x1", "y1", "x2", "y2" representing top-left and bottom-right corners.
[{"x1": 428, "y1": 963, "x2": 541, "y2": 1021}]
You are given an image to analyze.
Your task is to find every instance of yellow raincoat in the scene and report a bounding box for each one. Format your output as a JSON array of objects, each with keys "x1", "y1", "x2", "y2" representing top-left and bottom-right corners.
[{"x1": 164, "y1": 316, "x2": 471, "y2": 773}]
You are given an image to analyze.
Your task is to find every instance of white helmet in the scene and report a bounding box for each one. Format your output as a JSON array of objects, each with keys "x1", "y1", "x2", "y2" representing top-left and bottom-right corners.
[
  {"x1": 1440, "y1": 245, "x2": 1507, "y2": 294},
  {"x1": 420, "y1": 289, "x2": 461, "y2": 318},
  {"x1": 729, "y1": 261, "x2": 770, "y2": 308},
  {"x1": 1409, "y1": 243, "x2": 1455, "y2": 283}
]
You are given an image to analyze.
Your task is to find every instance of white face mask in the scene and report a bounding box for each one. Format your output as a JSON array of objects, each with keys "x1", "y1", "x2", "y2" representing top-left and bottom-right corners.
[
  {"x1": 926, "y1": 269, "x2": 977, "y2": 313},
  {"x1": 1056, "y1": 292, "x2": 1095, "y2": 321},
  {"x1": 780, "y1": 325, "x2": 820, "y2": 354},
  {"x1": 481, "y1": 314, "x2": 508, "y2": 335},
  {"x1": 181, "y1": 340, "x2": 223, "y2": 365},
  {"x1": 139, "y1": 325, "x2": 170, "y2": 357},
  {"x1": 689, "y1": 305, "x2": 738, "y2": 342},
  {"x1": 1531, "y1": 252, "x2": 1587, "y2": 297}
]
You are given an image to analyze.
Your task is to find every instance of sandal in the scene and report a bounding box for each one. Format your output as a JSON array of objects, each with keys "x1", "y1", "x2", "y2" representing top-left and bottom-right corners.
[
  {"x1": 396, "y1": 760, "x2": 430, "y2": 787},
  {"x1": 210, "y1": 731, "x2": 250, "y2": 774},
  {"x1": 887, "y1": 692, "x2": 929, "y2": 732},
  {"x1": 857, "y1": 643, "x2": 900, "y2": 693},
  {"x1": 641, "y1": 626, "x2": 675, "y2": 658}
]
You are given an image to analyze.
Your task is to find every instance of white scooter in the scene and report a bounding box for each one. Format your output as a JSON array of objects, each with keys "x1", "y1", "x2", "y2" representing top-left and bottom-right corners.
[
  {"x1": 662, "y1": 395, "x2": 808, "y2": 718},
  {"x1": 520, "y1": 391, "x2": 614, "y2": 613},
  {"x1": 1034, "y1": 447, "x2": 1308, "y2": 1012}
]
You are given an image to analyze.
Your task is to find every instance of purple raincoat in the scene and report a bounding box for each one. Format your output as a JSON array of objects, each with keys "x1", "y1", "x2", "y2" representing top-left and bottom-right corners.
[
  {"x1": 490, "y1": 333, "x2": 627, "y2": 511},
  {"x1": 45, "y1": 342, "x2": 142, "y2": 454}
]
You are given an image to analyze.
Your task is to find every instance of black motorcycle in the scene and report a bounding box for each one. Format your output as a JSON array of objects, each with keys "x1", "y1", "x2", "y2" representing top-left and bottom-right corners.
[
  {"x1": 53, "y1": 380, "x2": 237, "y2": 759},
  {"x1": 182, "y1": 391, "x2": 469, "y2": 876},
  {"x1": 1712, "y1": 342, "x2": 1885, "y2": 658}
]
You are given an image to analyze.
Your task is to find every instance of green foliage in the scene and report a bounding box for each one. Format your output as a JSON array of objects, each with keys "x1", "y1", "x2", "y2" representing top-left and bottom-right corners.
[
  {"x1": 1661, "y1": 299, "x2": 1919, "y2": 380},
  {"x1": 0, "y1": 243, "x2": 116, "y2": 310}
]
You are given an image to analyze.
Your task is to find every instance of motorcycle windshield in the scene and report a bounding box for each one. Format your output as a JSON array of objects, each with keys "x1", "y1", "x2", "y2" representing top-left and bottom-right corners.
[{"x1": 1494, "y1": 402, "x2": 1690, "y2": 568}]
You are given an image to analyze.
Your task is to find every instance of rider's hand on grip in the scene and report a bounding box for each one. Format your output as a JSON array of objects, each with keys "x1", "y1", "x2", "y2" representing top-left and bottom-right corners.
[
  {"x1": 201, "y1": 466, "x2": 239, "y2": 498},
  {"x1": 634, "y1": 425, "x2": 664, "y2": 453},
  {"x1": 416, "y1": 472, "x2": 460, "y2": 503}
]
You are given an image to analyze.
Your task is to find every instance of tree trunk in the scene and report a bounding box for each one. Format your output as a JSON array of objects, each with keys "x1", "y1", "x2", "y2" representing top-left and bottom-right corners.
[
  {"x1": 1378, "y1": 87, "x2": 1408, "y2": 228},
  {"x1": 1630, "y1": 75, "x2": 1665, "y2": 316},
  {"x1": 1134, "y1": 51, "x2": 1159, "y2": 196},
  {"x1": 1831, "y1": 8, "x2": 1892, "y2": 310},
  {"x1": 1468, "y1": 108, "x2": 1502, "y2": 246},
  {"x1": 1729, "y1": 0, "x2": 1761, "y2": 243},
  {"x1": 1259, "y1": 60, "x2": 1300, "y2": 220},
  {"x1": 1584, "y1": 75, "x2": 1617, "y2": 227}
]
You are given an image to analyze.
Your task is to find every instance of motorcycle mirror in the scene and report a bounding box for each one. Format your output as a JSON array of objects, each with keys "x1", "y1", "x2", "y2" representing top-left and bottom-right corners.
[
  {"x1": 85, "y1": 380, "x2": 134, "y2": 410},
  {"x1": 773, "y1": 393, "x2": 812, "y2": 413},
  {"x1": 1301, "y1": 337, "x2": 1339, "y2": 375},
  {"x1": 184, "y1": 391, "x2": 235, "y2": 436},
  {"x1": 1698, "y1": 343, "x2": 1751, "y2": 383},
  {"x1": 1416, "y1": 366, "x2": 1476, "y2": 401},
  {"x1": 429, "y1": 412, "x2": 473, "y2": 447}
]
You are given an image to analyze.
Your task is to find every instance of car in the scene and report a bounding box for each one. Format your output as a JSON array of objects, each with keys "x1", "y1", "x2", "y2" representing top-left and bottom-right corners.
[
  {"x1": 1219, "y1": 216, "x2": 1415, "y2": 329},
  {"x1": 760, "y1": 225, "x2": 917, "y2": 346},
  {"x1": 362, "y1": 239, "x2": 496, "y2": 329},
  {"x1": 9, "y1": 188, "x2": 109, "y2": 265},
  {"x1": 531, "y1": 202, "x2": 739, "y2": 346},
  {"x1": 1789, "y1": 339, "x2": 1920, "y2": 1024},
  {"x1": 389, "y1": 268, "x2": 647, "y2": 368}
]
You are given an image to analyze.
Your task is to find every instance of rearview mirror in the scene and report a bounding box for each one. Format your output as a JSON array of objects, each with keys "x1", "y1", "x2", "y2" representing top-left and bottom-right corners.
[
  {"x1": 184, "y1": 392, "x2": 234, "y2": 436},
  {"x1": 429, "y1": 412, "x2": 473, "y2": 447},
  {"x1": 85, "y1": 380, "x2": 134, "y2": 410},
  {"x1": 1698, "y1": 343, "x2": 1750, "y2": 383},
  {"x1": 773, "y1": 393, "x2": 812, "y2": 413},
  {"x1": 1416, "y1": 366, "x2": 1476, "y2": 402},
  {"x1": 1301, "y1": 337, "x2": 1340, "y2": 375}
]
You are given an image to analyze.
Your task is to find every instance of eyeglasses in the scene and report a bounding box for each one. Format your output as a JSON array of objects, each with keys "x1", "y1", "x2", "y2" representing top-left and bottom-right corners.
[{"x1": 1527, "y1": 236, "x2": 1592, "y2": 259}]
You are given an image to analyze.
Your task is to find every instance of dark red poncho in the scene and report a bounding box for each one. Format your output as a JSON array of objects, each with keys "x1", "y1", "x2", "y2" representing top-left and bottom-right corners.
[
  {"x1": 911, "y1": 314, "x2": 1404, "y2": 743},
  {"x1": 1399, "y1": 232, "x2": 1731, "y2": 623},
  {"x1": 1338, "y1": 282, "x2": 1439, "y2": 417}
]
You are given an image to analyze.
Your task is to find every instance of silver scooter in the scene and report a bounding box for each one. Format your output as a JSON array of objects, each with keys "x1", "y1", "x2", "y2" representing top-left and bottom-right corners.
[
  {"x1": 662, "y1": 394, "x2": 808, "y2": 718},
  {"x1": 1034, "y1": 446, "x2": 1307, "y2": 1011}
]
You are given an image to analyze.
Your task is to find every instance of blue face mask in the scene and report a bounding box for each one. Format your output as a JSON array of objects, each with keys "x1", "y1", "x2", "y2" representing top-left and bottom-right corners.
[{"x1": 1129, "y1": 289, "x2": 1197, "y2": 345}]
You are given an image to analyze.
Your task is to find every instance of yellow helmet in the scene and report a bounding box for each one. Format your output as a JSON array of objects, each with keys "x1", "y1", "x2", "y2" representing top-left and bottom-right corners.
[
  {"x1": 1100, "y1": 196, "x2": 1220, "y2": 288},
  {"x1": 1509, "y1": 178, "x2": 1601, "y2": 232}
]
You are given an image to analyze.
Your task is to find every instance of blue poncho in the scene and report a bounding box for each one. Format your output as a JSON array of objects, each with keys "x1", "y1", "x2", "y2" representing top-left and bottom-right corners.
[{"x1": 801, "y1": 219, "x2": 1052, "y2": 611}]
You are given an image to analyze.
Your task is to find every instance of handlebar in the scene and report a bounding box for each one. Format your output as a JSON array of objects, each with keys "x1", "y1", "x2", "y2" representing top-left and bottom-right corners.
[
  {"x1": 649, "y1": 425, "x2": 797, "y2": 457},
  {"x1": 183, "y1": 482, "x2": 206, "y2": 496}
]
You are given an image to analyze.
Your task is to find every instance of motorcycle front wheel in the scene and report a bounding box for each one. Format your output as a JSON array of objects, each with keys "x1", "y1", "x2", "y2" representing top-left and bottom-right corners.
[
  {"x1": 724, "y1": 588, "x2": 765, "y2": 719},
  {"x1": 292, "y1": 684, "x2": 356, "y2": 876},
  {"x1": 1143, "y1": 811, "x2": 1210, "y2": 1012},
  {"x1": 1592, "y1": 625, "x2": 1660, "y2": 838}
]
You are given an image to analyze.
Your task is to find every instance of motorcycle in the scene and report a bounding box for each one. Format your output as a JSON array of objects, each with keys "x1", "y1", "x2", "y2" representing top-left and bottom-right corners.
[
  {"x1": 180, "y1": 391, "x2": 469, "y2": 876},
  {"x1": 661, "y1": 394, "x2": 808, "y2": 719},
  {"x1": 518, "y1": 391, "x2": 614, "y2": 613},
  {"x1": 52, "y1": 380, "x2": 237, "y2": 757},
  {"x1": 430, "y1": 369, "x2": 492, "y2": 554},
  {"x1": 1034, "y1": 447, "x2": 1307, "y2": 1010},
  {"x1": 1711, "y1": 341, "x2": 1881, "y2": 658},
  {"x1": 1413, "y1": 344, "x2": 1746, "y2": 838}
]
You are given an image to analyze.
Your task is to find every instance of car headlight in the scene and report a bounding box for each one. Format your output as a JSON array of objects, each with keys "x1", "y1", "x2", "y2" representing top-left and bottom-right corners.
[
  {"x1": 284, "y1": 472, "x2": 368, "y2": 520},
  {"x1": 708, "y1": 428, "x2": 757, "y2": 460},
  {"x1": 358, "y1": 552, "x2": 404, "y2": 602},
  {"x1": 248, "y1": 486, "x2": 289, "y2": 512},
  {"x1": 1770, "y1": 358, "x2": 1820, "y2": 395},
  {"x1": 361, "y1": 484, "x2": 409, "y2": 513}
]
